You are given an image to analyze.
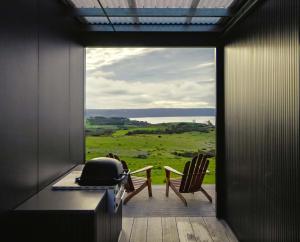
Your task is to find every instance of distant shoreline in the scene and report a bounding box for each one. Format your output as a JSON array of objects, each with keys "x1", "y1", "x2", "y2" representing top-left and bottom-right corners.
[
  {"x1": 86, "y1": 108, "x2": 215, "y2": 118},
  {"x1": 130, "y1": 116, "x2": 215, "y2": 125}
]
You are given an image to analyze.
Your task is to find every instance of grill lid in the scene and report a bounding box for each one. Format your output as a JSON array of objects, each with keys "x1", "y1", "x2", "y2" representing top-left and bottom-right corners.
[{"x1": 76, "y1": 157, "x2": 125, "y2": 186}]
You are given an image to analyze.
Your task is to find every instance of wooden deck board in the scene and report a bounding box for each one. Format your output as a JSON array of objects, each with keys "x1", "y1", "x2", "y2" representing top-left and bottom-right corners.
[
  {"x1": 203, "y1": 217, "x2": 231, "y2": 242},
  {"x1": 176, "y1": 217, "x2": 197, "y2": 242},
  {"x1": 130, "y1": 218, "x2": 148, "y2": 242},
  {"x1": 147, "y1": 217, "x2": 163, "y2": 242},
  {"x1": 119, "y1": 217, "x2": 134, "y2": 242},
  {"x1": 220, "y1": 220, "x2": 239, "y2": 242},
  {"x1": 162, "y1": 217, "x2": 180, "y2": 242},
  {"x1": 189, "y1": 217, "x2": 213, "y2": 242}
]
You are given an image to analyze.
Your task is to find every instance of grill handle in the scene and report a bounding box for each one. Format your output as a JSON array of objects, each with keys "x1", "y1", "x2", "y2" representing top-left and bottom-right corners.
[{"x1": 113, "y1": 170, "x2": 130, "y2": 182}]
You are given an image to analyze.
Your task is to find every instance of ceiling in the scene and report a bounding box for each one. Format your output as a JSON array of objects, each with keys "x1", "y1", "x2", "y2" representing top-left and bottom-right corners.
[{"x1": 63, "y1": 0, "x2": 250, "y2": 32}]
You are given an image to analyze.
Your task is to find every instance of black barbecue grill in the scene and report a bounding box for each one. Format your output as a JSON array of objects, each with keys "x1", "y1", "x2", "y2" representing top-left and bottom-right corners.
[
  {"x1": 72, "y1": 157, "x2": 128, "y2": 214},
  {"x1": 76, "y1": 157, "x2": 128, "y2": 186},
  {"x1": 52, "y1": 157, "x2": 127, "y2": 214}
]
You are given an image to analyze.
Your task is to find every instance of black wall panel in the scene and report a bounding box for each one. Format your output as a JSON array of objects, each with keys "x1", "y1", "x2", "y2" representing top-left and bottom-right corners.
[
  {"x1": 224, "y1": 0, "x2": 299, "y2": 241},
  {"x1": 0, "y1": 0, "x2": 84, "y2": 224},
  {"x1": 38, "y1": 0, "x2": 73, "y2": 188},
  {"x1": 0, "y1": 0, "x2": 38, "y2": 216},
  {"x1": 70, "y1": 43, "x2": 85, "y2": 164}
]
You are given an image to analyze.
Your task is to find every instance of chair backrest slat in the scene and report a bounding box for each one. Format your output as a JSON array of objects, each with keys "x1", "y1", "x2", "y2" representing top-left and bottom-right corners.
[
  {"x1": 180, "y1": 154, "x2": 209, "y2": 193},
  {"x1": 188, "y1": 154, "x2": 203, "y2": 191},
  {"x1": 194, "y1": 158, "x2": 209, "y2": 190},
  {"x1": 179, "y1": 161, "x2": 191, "y2": 192},
  {"x1": 180, "y1": 155, "x2": 198, "y2": 192},
  {"x1": 192, "y1": 157, "x2": 209, "y2": 191}
]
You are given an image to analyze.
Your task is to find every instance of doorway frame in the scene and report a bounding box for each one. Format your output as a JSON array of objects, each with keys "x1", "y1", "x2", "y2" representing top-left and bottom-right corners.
[{"x1": 83, "y1": 35, "x2": 225, "y2": 218}]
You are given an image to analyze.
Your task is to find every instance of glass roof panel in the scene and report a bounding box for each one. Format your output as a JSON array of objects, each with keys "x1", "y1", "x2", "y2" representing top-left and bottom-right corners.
[
  {"x1": 69, "y1": 0, "x2": 236, "y2": 9},
  {"x1": 67, "y1": 0, "x2": 240, "y2": 31},
  {"x1": 100, "y1": 0, "x2": 129, "y2": 8},
  {"x1": 71, "y1": 0, "x2": 100, "y2": 8},
  {"x1": 197, "y1": 0, "x2": 235, "y2": 8},
  {"x1": 135, "y1": 0, "x2": 194, "y2": 8}
]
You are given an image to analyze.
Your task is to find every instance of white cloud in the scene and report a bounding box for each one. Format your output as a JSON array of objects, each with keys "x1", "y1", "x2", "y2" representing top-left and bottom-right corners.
[{"x1": 86, "y1": 48, "x2": 215, "y2": 109}]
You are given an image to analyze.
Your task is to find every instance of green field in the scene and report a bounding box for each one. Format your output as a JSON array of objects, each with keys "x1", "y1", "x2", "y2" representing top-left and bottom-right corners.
[{"x1": 85, "y1": 118, "x2": 215, "y2": 184}]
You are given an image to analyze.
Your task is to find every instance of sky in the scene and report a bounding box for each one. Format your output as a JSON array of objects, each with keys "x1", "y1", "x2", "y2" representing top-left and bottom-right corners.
[{"x1": 86, "y1": 48, "x2": 215, "y2": 109}]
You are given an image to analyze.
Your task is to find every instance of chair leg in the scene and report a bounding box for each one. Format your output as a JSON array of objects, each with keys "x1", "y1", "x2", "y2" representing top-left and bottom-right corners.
[
  {"x1": 169, "y1": 182, "x2": 187, "y2": 206},
  {"x1": 166, "y1": 181, "x2": 169, "y2": 197},
  {"x1": 146, "y1": 169, "x2": 152, "y2": 197},
  {"x1": 123, "y1": 193, "x2": 134, "y2": 205},
  {"x1": 200, "y1": 187, "x2": 212, "y2": 203},
  {"x1": 123, "y1": 182, "x2": 148, "y2": 205},
  {"x1": 165, "y1": 169, "x2": 170, "y2": 197},
  {"x1": 147, "y1": 180, "x2": 152, "y2": 197}
]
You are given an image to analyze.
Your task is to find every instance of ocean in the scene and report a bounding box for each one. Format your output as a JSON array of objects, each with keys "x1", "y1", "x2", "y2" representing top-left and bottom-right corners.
[{"x1": 129, "y1": 116, "x2": 215, "y2": 125}]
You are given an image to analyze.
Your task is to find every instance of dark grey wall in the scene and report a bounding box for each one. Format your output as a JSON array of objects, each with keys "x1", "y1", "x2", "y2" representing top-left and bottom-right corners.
[
  {"x1": 0, "y1": 0, "x2": 84, "y2": 221},
  {"x1": 224, "y1": 0, "x2": 299, "y2": 241}
]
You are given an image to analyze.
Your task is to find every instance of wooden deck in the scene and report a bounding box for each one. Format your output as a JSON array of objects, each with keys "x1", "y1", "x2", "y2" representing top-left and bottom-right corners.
[
  {"x1": 120, "y1": 185, "x2": 238, "y2": 242},
  {"x1": 123, "y1": 185, "x2": 215, "y2": 217},
  {"x1": 119, "y1": 217, "x2": 238, "y2": 242}
]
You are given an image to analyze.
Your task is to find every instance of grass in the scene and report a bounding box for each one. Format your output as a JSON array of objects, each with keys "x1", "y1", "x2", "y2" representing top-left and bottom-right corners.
[{"x1": 85, "y1": 124, "x2": 216, "y2": 184}]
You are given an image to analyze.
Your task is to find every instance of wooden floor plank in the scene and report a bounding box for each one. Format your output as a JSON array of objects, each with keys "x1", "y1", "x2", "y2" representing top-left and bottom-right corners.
[
  {"x1": 219, "y1": 220, "x2": 239, "y2": 242},
  {"x1": 119, "y1": 217, "x2": 134, "y2": 242},
  {"x1": 176, "y1": 217, "x2": 197, "y2": 242},
  {"x1": 203, "y1": 217, "x2": 230, "y2": 242},
  {"x1": 147, "y1": 217, "x2": 163, "y2": 242},
  {"x1": 162, "y1": 217, "x2": 180, "y2": 242},
  {"x1": 130, "y1": 218, "x2": 147, "y2": 242},
  {"x1": 189, "y1": 217, "x2": 213, "y2": 242}
]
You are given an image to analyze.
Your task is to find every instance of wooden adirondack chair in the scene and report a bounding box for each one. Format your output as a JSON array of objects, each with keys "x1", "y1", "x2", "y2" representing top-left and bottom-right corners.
[
  {"x1": 164, "y1": 154, "x2": 212, "y2": 206},
  {"x1": 106, "y1": 153, "x2": 153, "y2": 204}
]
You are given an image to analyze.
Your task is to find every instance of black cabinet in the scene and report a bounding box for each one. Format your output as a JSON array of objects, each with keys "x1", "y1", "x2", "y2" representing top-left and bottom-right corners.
[{"x1": 11, "y1": 167, "x2": 122, "y2": 242}]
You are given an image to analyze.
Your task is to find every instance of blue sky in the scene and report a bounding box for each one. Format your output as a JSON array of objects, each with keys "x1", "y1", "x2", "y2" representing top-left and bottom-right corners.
[{"x1": 86, "y1": 48, "x2": 215, "y2": 109}]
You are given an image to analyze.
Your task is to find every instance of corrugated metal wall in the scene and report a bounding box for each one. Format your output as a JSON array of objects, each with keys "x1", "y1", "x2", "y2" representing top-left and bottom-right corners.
[{"x1": 224, "y1": 0, "x2": 299, "y2": 241}]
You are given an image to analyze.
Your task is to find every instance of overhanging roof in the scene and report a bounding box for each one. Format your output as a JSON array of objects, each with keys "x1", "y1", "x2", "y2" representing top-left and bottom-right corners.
[{"x1": 62, "y1": 0, "x2": 248, "y2": 33}]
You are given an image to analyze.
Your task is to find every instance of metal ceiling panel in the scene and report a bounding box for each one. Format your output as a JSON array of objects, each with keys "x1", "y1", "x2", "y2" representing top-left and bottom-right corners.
[
  {"x1": 139, "y1": 17, "x2": 187, "y2": 24},
  {"x1": 110, "y1": 17, "x2": 136, "y2": 24},
  {"x1": 191, "y1": 17, "x2": 221, "y2": 24},
  {"x1": 88, "y1": 24, "x2": 220, "y2": 32},
  {"x1": 84, "y1": 16, "x2": 110, "y2": 24}
]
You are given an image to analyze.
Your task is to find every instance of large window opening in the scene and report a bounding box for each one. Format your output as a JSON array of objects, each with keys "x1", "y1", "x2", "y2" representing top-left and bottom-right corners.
[{"x1": 85, "y1": 48, "x2": 216, "y2": 186}]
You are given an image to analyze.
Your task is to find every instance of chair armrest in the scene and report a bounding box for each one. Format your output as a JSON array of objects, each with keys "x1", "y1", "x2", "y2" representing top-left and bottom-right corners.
[
  {"x1": 131, "y1": 166, "x2": 153, "y2": 175},
  {"x1": 164, "y1": 166, "x2": 184, "y2": 176}
]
